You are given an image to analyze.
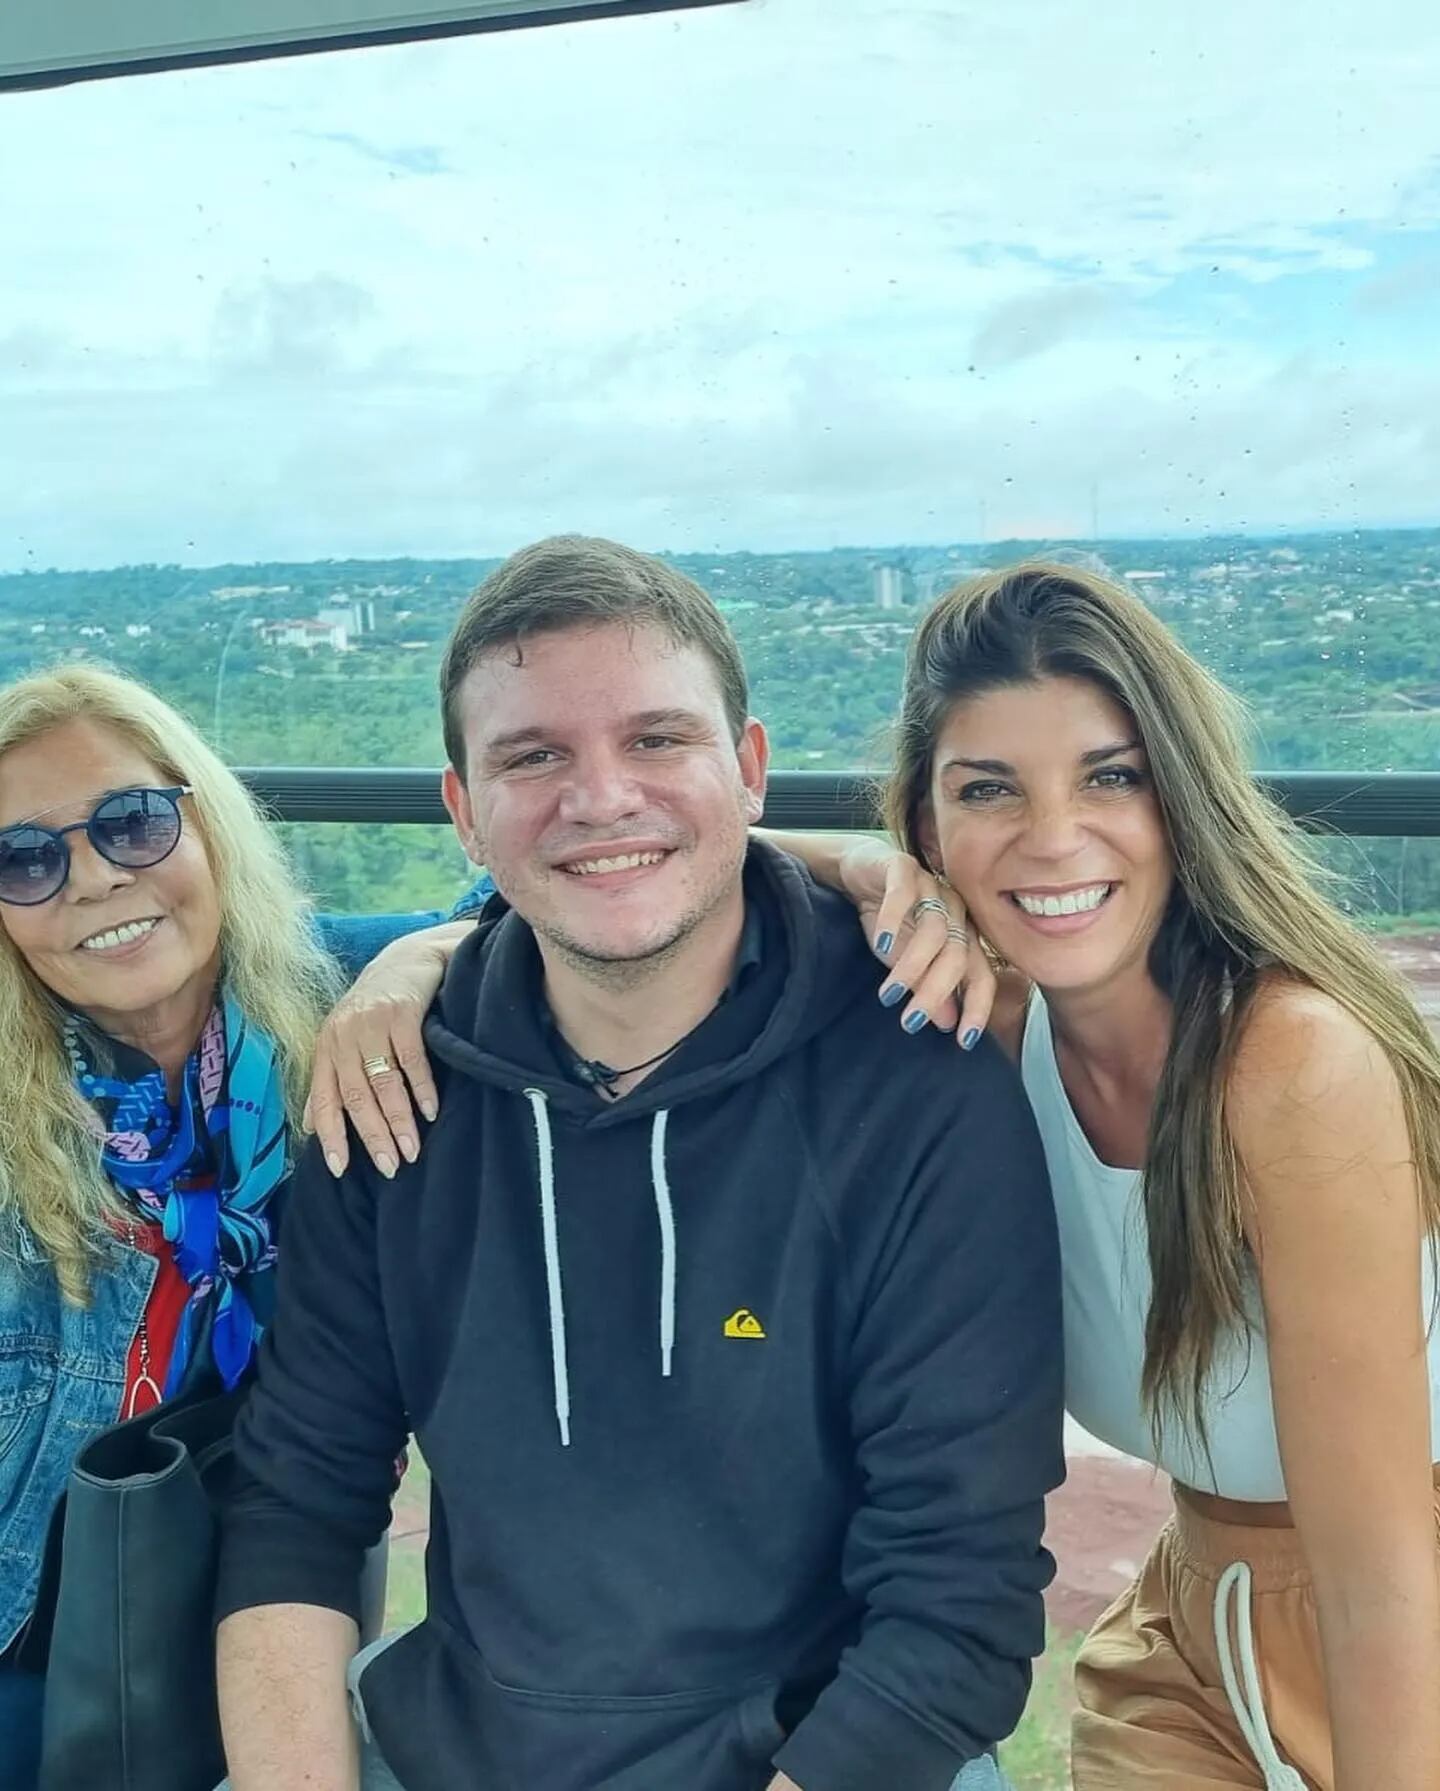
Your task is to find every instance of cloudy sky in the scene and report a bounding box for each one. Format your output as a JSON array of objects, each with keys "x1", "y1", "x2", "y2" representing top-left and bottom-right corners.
[{"x1": 2, "y1": 0, "x2": 1438, "y2": 570}]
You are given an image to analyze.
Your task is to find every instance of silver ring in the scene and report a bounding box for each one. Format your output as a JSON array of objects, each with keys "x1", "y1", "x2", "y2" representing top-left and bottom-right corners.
[
  {"x1": 945, "y1": 924, "x2": 969, "y2": 947},
  {"x1": 910, "y1": 896, "x2": 951, "y2": 923},
  {"x1": 362, "y1": 1055, "x2": 395, "y2": 1081}
]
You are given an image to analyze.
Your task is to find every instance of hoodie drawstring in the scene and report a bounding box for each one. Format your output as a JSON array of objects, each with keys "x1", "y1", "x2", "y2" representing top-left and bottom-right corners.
[
  {"x1": 525, "y1": 1088, "x2": 571, "y2": 1448},
  {"x1": 524, "y1": 1090, "x2": 677, "y2": 1445},
  {"x1": 651, "y1": 1109, "x2": 675, "y2": 1379},
  {"x1": 1213, "y1": 1562, "x2": 1308, "y2": 1791}
]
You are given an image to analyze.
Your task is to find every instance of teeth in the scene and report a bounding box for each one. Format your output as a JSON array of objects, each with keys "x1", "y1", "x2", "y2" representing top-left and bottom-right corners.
[
  {"x1": 566, "y1": 851, "x2": 666, "y2": 876},
  {"x1": 80, "y1": 918, "x2": 159, "y2": 952},
  {"x1": 1015, "y1": 885, "x2": 1111, "y2": 918}
]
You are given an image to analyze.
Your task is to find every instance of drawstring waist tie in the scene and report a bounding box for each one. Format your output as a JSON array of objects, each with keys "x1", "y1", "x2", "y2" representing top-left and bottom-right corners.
[
  {"x1": 1170, "y1": 1486, "x2": 1331, "y2": 1791},
  {"x1": 524, "y1": 1088, "x2": 675, "y2": 1448},
  {"x1": 1213, "y1": 1562, "x2": 1308, "y2": 1791}
]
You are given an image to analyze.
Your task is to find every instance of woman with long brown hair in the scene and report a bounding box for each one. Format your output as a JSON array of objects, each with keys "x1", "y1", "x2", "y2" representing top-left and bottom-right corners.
[{"x1": 777, "y1": 561, "x2": 1440, "y2": 1790}]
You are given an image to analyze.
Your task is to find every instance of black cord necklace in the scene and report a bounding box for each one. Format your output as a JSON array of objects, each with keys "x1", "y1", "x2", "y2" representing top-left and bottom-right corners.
[{"x1": 571, "y1": 997, "x2": 725, "y2": 1099}]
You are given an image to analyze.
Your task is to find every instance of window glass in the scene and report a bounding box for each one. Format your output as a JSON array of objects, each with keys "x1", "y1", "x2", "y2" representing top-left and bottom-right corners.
[
  {"x1": 278, "y1": 822, "x2": 473, "y2": 916},
  {"x1": 1, "y1": 0, "x2": 1436, "y2": 938}
]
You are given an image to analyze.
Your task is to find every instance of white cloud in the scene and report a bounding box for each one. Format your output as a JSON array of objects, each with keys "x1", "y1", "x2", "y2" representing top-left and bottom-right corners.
[{"x1": 1, "y1": 0, "x2": 1438, "y2": 566}]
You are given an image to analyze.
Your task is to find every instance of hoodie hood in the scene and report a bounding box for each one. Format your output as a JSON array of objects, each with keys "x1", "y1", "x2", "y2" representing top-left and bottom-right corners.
[{"x1": 425, "y1": 837, "x2": 866, "y2": 1125}]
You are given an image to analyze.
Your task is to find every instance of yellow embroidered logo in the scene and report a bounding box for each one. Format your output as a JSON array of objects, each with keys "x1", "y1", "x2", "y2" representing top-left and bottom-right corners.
[{"x1": 723, "y1": 1308, "x2": 767, "y2": 1340}]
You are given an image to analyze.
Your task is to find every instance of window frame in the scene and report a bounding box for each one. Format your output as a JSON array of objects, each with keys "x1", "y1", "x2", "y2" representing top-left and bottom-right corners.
[{"x1": 0, "y1": 0, "x2": 746, "y2": 93}]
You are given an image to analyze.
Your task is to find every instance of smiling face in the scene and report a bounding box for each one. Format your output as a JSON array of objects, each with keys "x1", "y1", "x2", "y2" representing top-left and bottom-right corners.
[
  {"x1": 442, "y1": 620, "x2": 768, "y2": 974},
  {"x1": 922, "y1": 675, "x2": 1174, "y2": 997},
  {"x1": 0, "y1": 718, "x2": 222, "y2": 1039}
]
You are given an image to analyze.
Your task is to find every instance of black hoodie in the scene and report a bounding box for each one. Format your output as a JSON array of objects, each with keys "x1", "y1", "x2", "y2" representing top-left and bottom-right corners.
[{"x1": 217, "y1": 844, "x2": 1064, "y2": 1791}]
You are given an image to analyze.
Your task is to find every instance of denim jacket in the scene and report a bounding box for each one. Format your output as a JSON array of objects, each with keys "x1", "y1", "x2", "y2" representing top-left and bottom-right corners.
[{"x1": 0, "y1": 889, "x2": 491, "y2": 1652}]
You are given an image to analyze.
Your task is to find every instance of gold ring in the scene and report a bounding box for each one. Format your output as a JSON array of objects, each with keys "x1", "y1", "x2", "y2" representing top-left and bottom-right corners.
[
  {"x1": 910, "y1": 896, "x2": 951, "y2": 923},
  {"x1": 362, "y1": 1055, "x2": 395, "y2": 1081}
]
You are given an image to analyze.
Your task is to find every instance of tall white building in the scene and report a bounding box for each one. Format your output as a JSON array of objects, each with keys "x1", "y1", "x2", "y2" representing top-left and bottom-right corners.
[
  {"x1": 318, "y1": 598, "x2": 376, "y2": 635},
  {"x1": 873, "y1": 565, "x2": 905, "y2": 610}
]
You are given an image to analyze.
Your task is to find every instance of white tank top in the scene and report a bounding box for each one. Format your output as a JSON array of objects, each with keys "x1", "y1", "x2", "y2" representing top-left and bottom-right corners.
[{"x1": 1021, "y1": 989, "x2": 1440, "y2": 1500}]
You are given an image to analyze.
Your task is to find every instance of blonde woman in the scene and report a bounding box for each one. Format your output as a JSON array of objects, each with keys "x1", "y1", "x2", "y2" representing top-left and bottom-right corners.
[{"x1": 0, "y1": 664, "x2": 479, "y2": 1791}]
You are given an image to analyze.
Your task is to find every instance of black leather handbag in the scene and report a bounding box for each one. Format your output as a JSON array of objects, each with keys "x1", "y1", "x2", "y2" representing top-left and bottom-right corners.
[{"x1": 24, "y1": 1385, "x2": 245, "y2": 1791}]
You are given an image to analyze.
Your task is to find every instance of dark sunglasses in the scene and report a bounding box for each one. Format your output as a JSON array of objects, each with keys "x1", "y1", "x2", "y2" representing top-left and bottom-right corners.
[{"x1": 0, "y1": 785, "x2": 193, "y2": 907}]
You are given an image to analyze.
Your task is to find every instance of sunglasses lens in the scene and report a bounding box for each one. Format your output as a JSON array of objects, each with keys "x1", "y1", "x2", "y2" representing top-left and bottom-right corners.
[
  {"x1": 0, "y1": 828, "x2": 67, "y2": 905},
  {"x1": 92, "y1": 789, "x2": 182, "y2": 866}
]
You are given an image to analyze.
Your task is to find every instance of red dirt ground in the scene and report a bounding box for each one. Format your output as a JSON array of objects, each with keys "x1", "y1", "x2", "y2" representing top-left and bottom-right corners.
[
  {"x1": 1376, "y1": 932, "x2": 1440, "y2": 1032},
  {"x1": 1044, "y1": 1451, "x2": 1174, "y2": 1633}
]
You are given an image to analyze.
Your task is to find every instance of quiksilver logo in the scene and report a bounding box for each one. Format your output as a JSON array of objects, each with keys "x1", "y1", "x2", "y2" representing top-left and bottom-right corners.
[{"x1": 723, "y1": 1308, "x2": 766, "y2": 1340}]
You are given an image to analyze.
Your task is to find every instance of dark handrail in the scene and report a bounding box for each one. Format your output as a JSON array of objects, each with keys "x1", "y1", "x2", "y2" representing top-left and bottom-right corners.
[{"x1": 240, "y1": 767, "x2": 1440, "y2": 837}]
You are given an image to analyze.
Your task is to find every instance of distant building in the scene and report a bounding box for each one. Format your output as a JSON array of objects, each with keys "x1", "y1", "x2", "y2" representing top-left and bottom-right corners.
[
  {"x1": 873, "y1": 565, "x2": 905, "y2": 610},
  {"x1": 318, "y1": 598, "x2": 376, "y2": 636},
  {"x1": 261, "y1": 618, "x2": 351, "y2": 652}
]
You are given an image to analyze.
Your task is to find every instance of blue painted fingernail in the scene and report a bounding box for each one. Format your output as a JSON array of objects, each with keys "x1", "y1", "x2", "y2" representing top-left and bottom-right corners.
[
  {"x1": 903, "y1": 1009, "x2": 930, "y2": 1034},
  {"x1": 879, "y1": 982, "x2": 908, "y2": 1008},
  {"x1": 875, "y1": 931, "x2": 895, "y2": 956},
  {"x1": 961, "y1": 1027, "x2": 982, "y2": 1051}
]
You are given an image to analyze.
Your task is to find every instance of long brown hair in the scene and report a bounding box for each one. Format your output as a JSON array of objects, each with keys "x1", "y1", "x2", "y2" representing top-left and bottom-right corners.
[{"x1": 886, "y1": 561, "x2": 1440, "y2": 1447}]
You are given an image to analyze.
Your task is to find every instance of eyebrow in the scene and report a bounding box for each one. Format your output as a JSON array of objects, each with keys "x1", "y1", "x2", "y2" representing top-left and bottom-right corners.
[
  {"x1": 480, "y1": 708, "x2": 712, "y2": 759},
  {"x1": 939, "y1": 739, "x2": 1142, "y2": 777},
  {"x1": 11, "y1": 786, "x2": 130, "y2": 829}
]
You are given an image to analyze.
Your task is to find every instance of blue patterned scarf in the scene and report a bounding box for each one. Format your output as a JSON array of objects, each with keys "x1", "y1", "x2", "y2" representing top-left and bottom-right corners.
[{"x1": 66, "y1": 991, "x2": 289, "y2": 1393}]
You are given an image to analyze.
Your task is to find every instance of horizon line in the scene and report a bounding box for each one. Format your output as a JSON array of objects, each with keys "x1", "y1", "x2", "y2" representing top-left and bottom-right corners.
[{"x1": 4, "y1": 518, "x2": 1439, "y2": 581}]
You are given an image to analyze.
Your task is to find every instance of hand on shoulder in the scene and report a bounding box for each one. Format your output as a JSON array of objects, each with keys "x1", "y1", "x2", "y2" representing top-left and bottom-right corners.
[{"x1": 824, "y1": 837, "x2": 1002, "y2": 1049}]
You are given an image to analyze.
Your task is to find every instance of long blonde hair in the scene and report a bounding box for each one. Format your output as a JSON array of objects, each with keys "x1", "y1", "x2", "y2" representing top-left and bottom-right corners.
[
  {"x1": 0, "y1": 663, "x2": 342, "y2": 1302},
  {"x1": 886, "y1": 562, "x2": 1440, "y2": 1446}
]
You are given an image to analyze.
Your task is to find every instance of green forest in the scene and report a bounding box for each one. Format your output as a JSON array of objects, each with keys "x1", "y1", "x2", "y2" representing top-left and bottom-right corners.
[{"x1": 2, "y1": 528, "x2": 1437, "y2": 921}]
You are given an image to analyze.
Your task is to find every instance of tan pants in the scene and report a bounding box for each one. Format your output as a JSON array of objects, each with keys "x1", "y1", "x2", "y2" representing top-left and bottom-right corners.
[{"x1": 1072, "y1": 1477, "x2": 1440, "y2": 1790}]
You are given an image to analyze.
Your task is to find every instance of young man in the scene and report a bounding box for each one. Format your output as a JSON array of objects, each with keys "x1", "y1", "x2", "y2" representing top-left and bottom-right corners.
[{"x1": 215, "y1": 537, "x2": 1064, "y2": 1791}]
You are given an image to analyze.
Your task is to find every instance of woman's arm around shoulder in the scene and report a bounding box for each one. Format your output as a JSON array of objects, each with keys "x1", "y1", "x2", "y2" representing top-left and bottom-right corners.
[
  {"x1": 759, "y1": 829, "x2": 998, "y2": 1047},
  {"x1": 307, "y1": 879, "x2": 494, "y2": 1180},
  {"x1": 1228, "y1": 978, "x2": 1440, "y2": 1791}
]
